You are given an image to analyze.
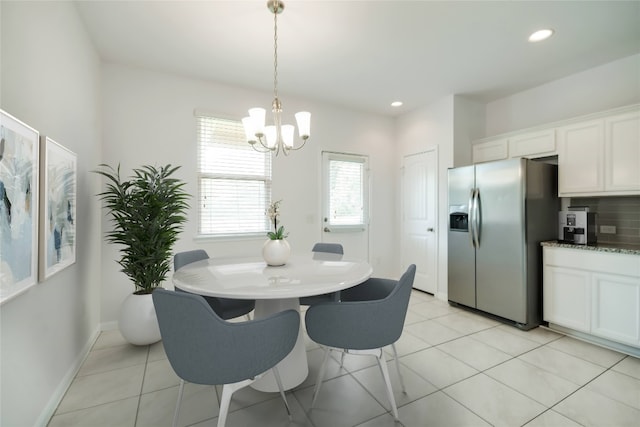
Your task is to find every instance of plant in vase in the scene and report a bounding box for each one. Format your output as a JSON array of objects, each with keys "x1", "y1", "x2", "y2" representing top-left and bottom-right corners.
[
  {"x1": 263, "y1": 199, "x2": 291, "y2": 266},
  {"x1": 94, "y1": 164, "x2": 190, "y2": 345}
]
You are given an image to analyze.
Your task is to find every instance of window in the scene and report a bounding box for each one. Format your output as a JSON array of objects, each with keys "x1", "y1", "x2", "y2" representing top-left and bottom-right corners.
[
  {"x1": 323, "y1": 152, "x2": 368, "y2": 230},
  {"x1": 196, "y1": 113, "x2": 271, "y2": 236}
]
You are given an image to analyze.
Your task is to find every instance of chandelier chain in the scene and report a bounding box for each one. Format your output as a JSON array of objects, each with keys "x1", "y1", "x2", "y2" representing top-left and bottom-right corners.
[{"x1": 273, "y1": 6, "x2": 278, "y2": 100}]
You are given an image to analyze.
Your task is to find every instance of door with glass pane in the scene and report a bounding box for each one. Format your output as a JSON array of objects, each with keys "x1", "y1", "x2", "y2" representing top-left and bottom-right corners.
[{"x1": 321, "y1": 152, "x2": 369, "y2": 261}]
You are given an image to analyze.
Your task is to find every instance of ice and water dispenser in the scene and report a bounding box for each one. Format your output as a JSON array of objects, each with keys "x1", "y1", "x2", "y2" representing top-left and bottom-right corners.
[{"x1": 449, "y1": 205, "x2": 469, "y2": 232}]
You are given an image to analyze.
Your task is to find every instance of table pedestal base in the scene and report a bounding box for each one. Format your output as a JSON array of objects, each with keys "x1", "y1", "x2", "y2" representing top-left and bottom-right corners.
[{"x1": 251, "y1": 298, "x2": 308, "y2": 392}]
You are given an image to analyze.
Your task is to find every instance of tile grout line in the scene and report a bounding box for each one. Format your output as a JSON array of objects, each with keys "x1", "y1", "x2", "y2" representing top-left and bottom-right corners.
[
  {"x1": 133, "y1": 344, "x2": 152, "y2": 427},
  {"x1": 54, "y1": 293, "x2": 636, "y2": 427}
]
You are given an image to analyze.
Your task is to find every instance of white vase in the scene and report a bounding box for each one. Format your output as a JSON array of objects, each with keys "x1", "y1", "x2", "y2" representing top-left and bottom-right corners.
[
  {"x1": 262, "y1": 239, "x2": 291, "y2": 266},
  {"x1": 118, "y1": 292, "x2": 162, "y2": 346}
]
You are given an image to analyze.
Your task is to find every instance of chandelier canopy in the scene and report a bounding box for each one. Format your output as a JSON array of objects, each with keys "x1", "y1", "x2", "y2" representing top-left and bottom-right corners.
[{"x1": 242, "y1": 0, "x2": 311, "y2": 156}]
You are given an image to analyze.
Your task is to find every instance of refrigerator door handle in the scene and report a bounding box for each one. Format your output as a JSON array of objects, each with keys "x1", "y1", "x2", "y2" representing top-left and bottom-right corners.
[
  {"x1": 468, "y1": 188, "x2": 476, "y2": 248},
  {"x1": 472, "y1": 188, "x2": 481, "y2": 247}
]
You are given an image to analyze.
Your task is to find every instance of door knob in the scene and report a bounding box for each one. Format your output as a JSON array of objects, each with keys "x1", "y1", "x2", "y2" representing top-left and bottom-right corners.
[
  {"x1": 427, "y1": 228, "x2": 434, "y2": 232},
  {"x1": 323, "y1": 227, "x2": 331, "y2": 232}
]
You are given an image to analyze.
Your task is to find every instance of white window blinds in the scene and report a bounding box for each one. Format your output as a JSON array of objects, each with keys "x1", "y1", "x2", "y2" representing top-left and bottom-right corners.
[
  {"x1": 327, "y1": 155, "x2": 366, "y2": 226},
  {"x1": 196, "y1": 114, "x2": 272, "y2": 236}
]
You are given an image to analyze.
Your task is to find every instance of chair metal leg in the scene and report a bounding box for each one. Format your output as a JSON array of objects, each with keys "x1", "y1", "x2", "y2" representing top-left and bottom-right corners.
[
  {"x1": 311, "y1": 347, "x2": 331, "y2": 407},
  {"x1": 217, "y1": 378, "x2": 254, "y2": 427},
  {"x1": 272, "y1": 366, "x2": 292, "y2": 421},
  {"x1": 340, "y1": 349, "x2": 345, "y2": 367},
  {"x1": 172, "y1": 379, "x2": 185, "y2": 427},
  {"x1": 391, "y1": 343, "x2": 406, "y2": 393},
  {"x1": 376, "y1": 349, "x2": 399, "y2": 420}
]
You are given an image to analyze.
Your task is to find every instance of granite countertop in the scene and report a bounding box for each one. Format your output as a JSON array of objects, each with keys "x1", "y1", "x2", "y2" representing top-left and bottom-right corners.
[{"x1": 541, "y1": 240, "x2": 640, "y2": 256}]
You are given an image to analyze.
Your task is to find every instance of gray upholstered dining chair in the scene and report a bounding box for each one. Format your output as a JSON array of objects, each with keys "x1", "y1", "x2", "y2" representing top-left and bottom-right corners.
[
  {"x1": 304, "y1": 264, "x2": 416, "y2": 420},
  {"x1": 174, "y1": 249, "x2": 255, "y2": 320},
  {"x1": 299, "y1": 242, "x2": 344, "y2": 306},
  {"x1": 338, "y1": 273, "x2": 408, "y2": 394},
  {"x1": 153, "y1": 289, "x2": 299, "y2": 427},
  {"x1": 310, "y1": 242, "x2": 344, "y2": 259}
]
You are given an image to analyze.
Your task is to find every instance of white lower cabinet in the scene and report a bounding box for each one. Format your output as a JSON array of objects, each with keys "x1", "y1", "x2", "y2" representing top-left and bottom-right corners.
[
  {"x1": 544, "y1": 266, "x2": 590, "y2": 332},
  {"x1": 543, "y1": 246, "x2": 640, "y2": 349},
  {"x1": 591, "y1": 273, "x2": 640, "y2": 345}
]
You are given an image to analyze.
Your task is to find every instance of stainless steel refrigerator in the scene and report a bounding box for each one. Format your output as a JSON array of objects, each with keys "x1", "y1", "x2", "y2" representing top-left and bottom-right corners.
[{"x1": 447, "y1": 158, "x2": 558, "y2": 330}]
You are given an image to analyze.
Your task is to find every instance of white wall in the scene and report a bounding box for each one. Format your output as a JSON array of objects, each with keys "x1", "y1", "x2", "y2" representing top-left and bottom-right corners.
[
  {"x1": 100, "y1": 64, "x2": 398, "y2": 325},
  {"x1": 0, "y1": 2, "x2": 103, "y2": 426},
  {"x1": 453, "y1": 95, "x2": 486, "y2": 167},
  {"x1": 395, "y1": 95, "x2": 455, "y2": 300},
  {"x1": 485, "y1": 53, "x2": 640, "y2": 136}
]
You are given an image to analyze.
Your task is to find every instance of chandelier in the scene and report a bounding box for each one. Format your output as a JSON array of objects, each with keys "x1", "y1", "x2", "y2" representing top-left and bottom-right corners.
[{"x1": 242, "y1": 0, "x2": 311, "y2": 156}]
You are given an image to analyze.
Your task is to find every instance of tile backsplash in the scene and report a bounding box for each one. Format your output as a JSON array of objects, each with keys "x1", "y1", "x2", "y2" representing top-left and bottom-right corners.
[{"x1": 569, "y1": 196, "x2": 640, "y2": 246}]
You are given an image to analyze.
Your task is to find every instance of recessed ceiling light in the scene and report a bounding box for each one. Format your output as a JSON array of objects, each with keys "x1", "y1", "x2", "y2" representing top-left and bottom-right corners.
[
  {"x1": 528, "y1": 29, "x2": 554, "y2": 43},
  {"x1": 391, "y1": 101, "x2": 403, "y2": 107}
]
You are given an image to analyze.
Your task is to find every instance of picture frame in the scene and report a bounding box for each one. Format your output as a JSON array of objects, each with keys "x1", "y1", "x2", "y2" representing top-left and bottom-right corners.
[
  {"x1": 0, "y1": 109, "x2": 40, "y2": 304},
  {"x1": 39, "y1": 136, "x2": 77, "y2": 280}
]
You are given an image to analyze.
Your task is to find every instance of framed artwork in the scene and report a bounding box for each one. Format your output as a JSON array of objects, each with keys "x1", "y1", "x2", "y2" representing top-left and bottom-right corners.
[
  {"x1": 0, "y1": 110, "x2": 39, "y2": 304},
  {"x1": 39, "y1": 136, "x2": 77, "y2": 280}
]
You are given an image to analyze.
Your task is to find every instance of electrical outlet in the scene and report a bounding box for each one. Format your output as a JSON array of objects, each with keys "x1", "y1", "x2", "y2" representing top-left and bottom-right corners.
[{"x1": 600, "y1": 225, "x2": 616, "y2": 234}]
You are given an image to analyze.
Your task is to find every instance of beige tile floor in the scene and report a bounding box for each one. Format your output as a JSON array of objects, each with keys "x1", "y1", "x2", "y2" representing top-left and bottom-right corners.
[{"x1": 48, "y1": 290, "x2": 640, "y2": 427}]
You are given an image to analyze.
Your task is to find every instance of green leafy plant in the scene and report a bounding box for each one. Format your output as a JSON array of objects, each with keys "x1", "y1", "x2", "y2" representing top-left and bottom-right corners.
[
  {"x1": 266, "y1": 199, "x2": 289, "y2": 240},
  {"x1": 94, "y1": 164, "x2": 190, "y2": 294}
]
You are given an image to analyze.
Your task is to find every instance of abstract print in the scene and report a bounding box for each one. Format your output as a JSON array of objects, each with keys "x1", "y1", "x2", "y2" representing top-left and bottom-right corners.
[
  {"x1": 40, "y1": 137, "x2": 76, "y2": 280},
  {"x1": 0, "y1": 111, "x2": 39, "y2": 303}
]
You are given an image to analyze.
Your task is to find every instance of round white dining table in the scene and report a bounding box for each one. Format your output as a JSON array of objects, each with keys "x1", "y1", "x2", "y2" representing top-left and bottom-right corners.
[{"x1": 172, "y1": 253, "x2": 372, "y2": 391}]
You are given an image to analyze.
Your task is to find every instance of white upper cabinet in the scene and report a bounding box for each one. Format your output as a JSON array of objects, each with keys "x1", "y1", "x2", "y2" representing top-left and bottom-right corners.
[
  {"x1": 472, "y1": 130, "x2": 556, "y2": 164},
  {"x1": 558, "y1": 109, "x2": 639, "y2": 197},
  {"x1": 472, "y1": 138, "x2": 508, "y2": 163},
  {"x1": 473, "y1": 129, "x2": 556, "y2": 163},
  {"x1": 604, "y1": 110, "x2": 640, "y2": 193},
  {"x1": 508, "y1": 129, "x2": 556, "y2": 159},
  {"x1": 557, "y1": 119, "x2": 605, "y2": 195},
  {"x1": 472, "y1": 104, "x2": 639, "y2": 196}
]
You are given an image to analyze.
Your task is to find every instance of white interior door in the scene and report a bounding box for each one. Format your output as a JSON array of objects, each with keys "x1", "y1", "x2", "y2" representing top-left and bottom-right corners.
[
  {"x1": 401, "y1": 150, "x2": 438, "y2": 293},
  {"x1": 321, "y1": 152, "x2": 369, "y2": 261}
]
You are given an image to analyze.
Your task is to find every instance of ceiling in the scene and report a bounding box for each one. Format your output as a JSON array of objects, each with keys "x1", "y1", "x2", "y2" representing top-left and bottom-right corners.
[{"x1": 75, "y1": 1, "x2": 640, "y2": 117}]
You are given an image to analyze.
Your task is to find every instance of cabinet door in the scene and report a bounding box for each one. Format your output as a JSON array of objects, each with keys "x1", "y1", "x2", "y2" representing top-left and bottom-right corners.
[
  {"x1": 472, "y1": 138, "x2": 508, "y2": 163},
  {"x1": 591, "y1": 273, "x2": 640, "y2": 346},
  {"x1": 557, "y1": 120, "x2": 604, "y2": 196},
  {"x1": 604, "y1": 111, "x2": 640, "y2": 193},
  {"x1": 543, "y1": 265, "x2": 591, "y2": 332},
  {"x1": 509, "y1": 129, "x2": 556, "y2": 159}
]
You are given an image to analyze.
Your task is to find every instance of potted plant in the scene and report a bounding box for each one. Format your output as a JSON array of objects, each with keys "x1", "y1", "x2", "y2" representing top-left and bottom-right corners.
[
  {"x1": 262, "y1": 199, "x2": 291, "y2": 266},
  {"x1": 94, "y1": 164, "x2": 190, "y2": 345}
]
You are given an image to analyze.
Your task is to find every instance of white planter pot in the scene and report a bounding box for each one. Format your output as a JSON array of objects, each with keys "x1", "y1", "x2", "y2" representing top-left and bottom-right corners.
[
  {"x1": 262, "y1": 239, "x2": 291, "y2": 266},
  {"x1": 118, "y1": 292, "x2": 162, "y2": 346}
]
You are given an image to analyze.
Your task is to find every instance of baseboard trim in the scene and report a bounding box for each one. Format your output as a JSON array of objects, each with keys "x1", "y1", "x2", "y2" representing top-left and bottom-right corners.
[
  {"x1": 547, "y1": 323, "x2": 640, "y2": 358},
  {"x1": 35, "y1": 326, "x2": 101, "y2": 426},
  {"x1": 101, "y1": 320, "x2": 118, "y2": 331}
]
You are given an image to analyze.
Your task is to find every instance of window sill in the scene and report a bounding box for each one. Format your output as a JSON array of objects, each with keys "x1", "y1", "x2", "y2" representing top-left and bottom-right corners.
[
  {"x1": 324, "y1": 226, "x2": 367, "y2": 233},
  {"x1": 194, "y1": 233, "x2": 267, "y2": 243}
]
